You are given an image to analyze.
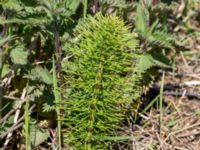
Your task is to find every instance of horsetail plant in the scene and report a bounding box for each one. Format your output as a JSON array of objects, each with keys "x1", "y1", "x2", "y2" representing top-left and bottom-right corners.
[{"x1": 60, "y1": 13, "x2": 141, "y2": 149}]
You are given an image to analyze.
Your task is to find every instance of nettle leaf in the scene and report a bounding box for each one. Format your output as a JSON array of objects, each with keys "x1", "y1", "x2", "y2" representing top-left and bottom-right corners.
[
  {"x1": 34, "y1": 67, "x2": 52, "y2": 85},
  {"x1": 0, "y1": 0, "x2": 22, "y2": 11},
  {"x1": 136, "y1": 53, "x2": 171, "y2": 72},
  {"x1": 134, "y1": 3, "x2": 174, "y2": 49},
  {"x1": 136, "y1": 54, "x2": 155, "y2": 72},
  {"x1": 28, "y1": 84, "x2": 45, "y2": 101},
  {"x1": 22, "y1": 121, "x2": 49, "y2": 147},
  {"x1": 26, "y1": 66, "x2": 52, "y2": 85},
  {"x1": 149, "y1": 30, "x2": 174, "y2": 48},
  {"x1": 42, "y1": 103, "x2": 55, "y2": 112},
  {"x1": 30, "y1": 126, "x2": 49, "y2": 147},
  {"x1": 10, "y1": 45, "x2": 28, "y2": 65}
]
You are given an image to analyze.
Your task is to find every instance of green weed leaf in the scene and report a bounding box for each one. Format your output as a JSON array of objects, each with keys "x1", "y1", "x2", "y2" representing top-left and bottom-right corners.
[
  {"x1": 10, "y1": 45, "x2": 28, "y2": 65},
  {"x1": 136, "y1": 53, "x2": 171, "y2": 72},
  {"x1": 26, "y1": 66, "x2": 52, "y2": 85},
  {"x1": 29, "y1": 124, "x2": 49, "y2": 147}
]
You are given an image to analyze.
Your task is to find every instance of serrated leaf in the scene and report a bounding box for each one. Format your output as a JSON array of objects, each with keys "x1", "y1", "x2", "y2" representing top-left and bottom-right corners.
[
  {"x1": 0, "y1": 0, "x2": 22, "y2": 11},
  {"x1": 149, "y1": 30, "x2": 174, "y2": 48},
  {"x1": 136, "y1": 54, "x2": 155, "y2": 72},
  {"x1": 26, "y1": 66, "x2": 53, "y2": 85},
  {"x1": 30, "y1": 125, "x2": 49, "y2": 147},
  {"x1": 136, "y1": 53, "x2": 171, "y2": 72},
  {"x1": 34, "y1": 66, "x2": 52, "y2": 85},
  {"x1": 43, "y1": 103, "x2": 55, "y2": 112},
  {"x1": 10, "y1": 45, "x2": 28, "y2": 65}
]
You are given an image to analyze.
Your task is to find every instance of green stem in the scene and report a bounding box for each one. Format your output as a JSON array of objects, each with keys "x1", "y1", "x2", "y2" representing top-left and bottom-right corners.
[
  {"x1": 25, "y1": 92, "x2": 30, "y2": 150},
  {"x1": 53, "y1": 16, "x2": 63, "y2": 149},
  {"x1": 86, "y1": 62, "x2": 104, "y2": 149},
  {"x1": 83, "y1": 0, "x2": 88, "y2": 18}
]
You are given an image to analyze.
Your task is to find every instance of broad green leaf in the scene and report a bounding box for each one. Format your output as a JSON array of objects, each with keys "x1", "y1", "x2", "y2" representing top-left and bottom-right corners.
[
  {"x1": 30, "y1": 125, "x2": 49, "y2": 147},
  {"x1": 136, "y1": 53, "x2": 171, "y2": 72},
  {"x1": 0, "y1": 0, "x2": 22, "y2": 11},
  {"x1": 136, "y1": 54, "x2": 155, "y2": 72},
  {"x1": 10, "y1": 45, "x2": 28, "y2": 65}
]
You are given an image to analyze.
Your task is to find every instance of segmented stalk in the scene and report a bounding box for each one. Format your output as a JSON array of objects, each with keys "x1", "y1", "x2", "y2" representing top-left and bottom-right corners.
[{"x1": 86, "y1": 61, "x2": 104, "y2": 149}]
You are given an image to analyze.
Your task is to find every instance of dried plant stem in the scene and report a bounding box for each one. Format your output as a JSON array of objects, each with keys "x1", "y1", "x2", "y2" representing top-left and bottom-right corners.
[
  {"x1": 0, "y1": 104, "x2": 36, "y2": 140},
  {"x1": 1, "y1": 123, "x2": 24, "y2": 140},
  {"x1": 83, "y1": 0, "x2": 88, "y2": 18},
  {"x1": 0, "y1": 97, "x2": 24, "y2": 125},
  {"x1": 159, "y1": 72, "x2": 165, "y2": 133},
  {"x1": 3, "y1": 88, "x2": 27, "y2": 148}
]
